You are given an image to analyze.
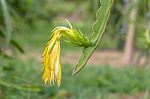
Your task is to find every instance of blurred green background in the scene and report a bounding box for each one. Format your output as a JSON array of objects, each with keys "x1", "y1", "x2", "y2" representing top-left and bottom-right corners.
[{"x1": 0, "y1": 0, "x2": 150, "y2": 99}]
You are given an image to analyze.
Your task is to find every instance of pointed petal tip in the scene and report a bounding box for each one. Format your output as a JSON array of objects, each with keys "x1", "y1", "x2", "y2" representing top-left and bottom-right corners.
[
  {"x1": 72, "y1": 70, "x2": 76, "y2": 75},
  {"x1": 72, "y1": 71, "x2": 76, "y2": 75},
  {"x1": 72, "y1": 67, "x2": 80, "y2": 75},
  {"x1": 72, "y1": 63, "x2": 87, "y2": 75}
]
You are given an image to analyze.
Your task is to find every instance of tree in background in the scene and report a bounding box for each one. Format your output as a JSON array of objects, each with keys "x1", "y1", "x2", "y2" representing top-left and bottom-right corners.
[
  {"x1": 135, "y1": 0, "x2": 150, "y2": 66},
  {"x1": 124, "y1": 0, "x2": 139, "y2": 64}
]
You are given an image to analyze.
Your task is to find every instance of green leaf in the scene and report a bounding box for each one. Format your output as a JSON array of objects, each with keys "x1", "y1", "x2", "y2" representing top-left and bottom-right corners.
[{"x1": 72, "y1": 0, "x2": 113, "y2": 75}]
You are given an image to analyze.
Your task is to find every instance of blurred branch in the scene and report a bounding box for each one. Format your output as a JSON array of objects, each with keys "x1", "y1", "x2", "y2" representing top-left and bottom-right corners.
[
  {"x1": 0, "y1": 30, "x2": 24, "y2": 54},
  {"x1": 0, "y1": 0, "x2": 12, "y2": 44},
  {"x1": 0, "y1": 79, "x2": 42, "y2": 92}
]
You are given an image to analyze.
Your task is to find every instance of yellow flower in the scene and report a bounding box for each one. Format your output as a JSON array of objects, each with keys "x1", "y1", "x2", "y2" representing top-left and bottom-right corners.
[
  {"x1": 42, "y1": 33, "x2": 61, "y2": 86},
  {"x1": 42, "y1": 21, "x2": 91, "y2": 86}
]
